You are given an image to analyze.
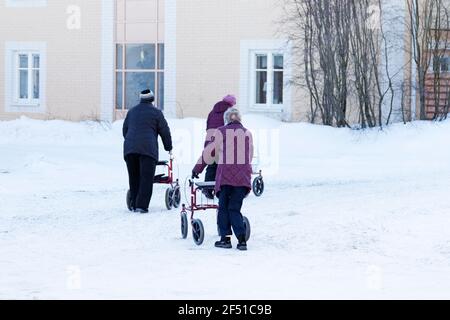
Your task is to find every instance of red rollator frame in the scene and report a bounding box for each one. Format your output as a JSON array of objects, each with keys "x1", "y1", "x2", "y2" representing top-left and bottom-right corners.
[
  {"x1": 180, "y1": 179, "x2": 251, "y2": 246},
  {"x1": 126, "y1": 153, "x2": 181, "y2": 211}
]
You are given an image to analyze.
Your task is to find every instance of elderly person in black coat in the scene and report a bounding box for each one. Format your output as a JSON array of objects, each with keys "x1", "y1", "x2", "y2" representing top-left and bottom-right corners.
[{"x1": 123, "y1": 89, "x2": 173, "y2": 213}]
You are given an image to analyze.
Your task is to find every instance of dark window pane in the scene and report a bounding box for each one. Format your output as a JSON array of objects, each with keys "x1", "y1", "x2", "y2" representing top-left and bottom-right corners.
[
  {"x1": 273, "y1": 71, "x2": 283, "y2": 104},
  {"x1": 157, "y1": 72, "x2": 164, "y2": 110},
  {"x1": 256, "y1": 71, "x2": 267, "y2": 104},
  {"x1": 158, "y1": 43, "x2": 164, "y2": 69},
  {"x1": 433, "y1": 56, "x2": 440, "y2": 73},
  {"x1": 125, "y1": 72, "x2": 155, "y2": 109},
  {"x1": 256, "y1": 55, "x2": 267, "y2": 69},
  {"x1": 116, "y1": 72, "x2": 123, "y2": 110},
  {"x1": 116, "y1": 44, "x2": 123, "y2": 69},
  {"x1": 442, "y1": 57, "x2": 450, "y2": 72},
  {"x1": 273, "y1": 55, "x2": 284, "y2": 70},
  {"x1": 19, "y1": 70, "x2": 28, "y2": 99},
  {"x1": 33, "y1": 70, "x2": 39, "y2": 99},
  {"x1": 19, "y1": 54, "x2": 28, "y2": 68},
  {"x1": 33, "y1": 54, "x2": 40, "y2": 69},
  {"x1": 126, "y1": 44, "x2": 155, "y2": 70}
]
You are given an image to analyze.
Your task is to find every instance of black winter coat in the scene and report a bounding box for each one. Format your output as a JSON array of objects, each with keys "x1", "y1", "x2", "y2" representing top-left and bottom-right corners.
[{"x1": 123, "y1": 100, "x2": 173, "y2": 161}]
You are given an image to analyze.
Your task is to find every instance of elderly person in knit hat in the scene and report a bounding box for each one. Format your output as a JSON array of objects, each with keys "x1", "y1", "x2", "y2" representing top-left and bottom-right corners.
[
  {"x1": 123, "y1": 89, "x2": 173, "y2": 214},
  {"x1": 207, "y1": 95, "x2": 236, "y2": 130},
  {"x1": 201, "y1": 94, "x2": 237, "y2": 199},
  {"x1": 192, "y1": 107, "x2": 254, "y2": 250}
]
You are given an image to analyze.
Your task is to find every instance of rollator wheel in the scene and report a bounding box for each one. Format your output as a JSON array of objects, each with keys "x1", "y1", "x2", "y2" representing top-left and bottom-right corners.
[
  {"x1": 181, "y1": 211, "x2": 188, "y2": 239},
  {"x1": 173, "y1": 187, "x2": 181, "y2": 209},
  {"x1": 126, "y1": 190, "x2": 132, "y2": 211},
  {"x1": 165, "y1": 188, "x2": 174, "y2": 210},
  {"x1": 243, "y1": 216, "x2": 251, "y2": 242},
  {"x1": 192, "y1": 219, "x2": 205, "y2": 246},
  {"x1": 252, "y1": 176, "x2": 264, "y2": 197}
]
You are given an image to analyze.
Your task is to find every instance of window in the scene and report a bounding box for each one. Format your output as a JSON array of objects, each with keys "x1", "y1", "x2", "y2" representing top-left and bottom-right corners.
[
  {"x1": 5, "y1": 42, "x2": 46, "y2": 113},
  {"x1": 252, "y1": 52, "x2": 284, "y2": 109},
  {"x1": 115, "y1": 43, "x2": 165, "y2": 111},
  {"x1": 240, "y1": 40, "x2": 291, "y2": 118},
  {"x1": 126, "y1": 44, "x2": 155, "y2": 70},
  {"x1": 15, "y1": 52, "x2": 40, "y2": 104},
  {"x1": 440, "y1": 56, "x2": 450, "y2": 73},
  {"x1": 432, "y1": 55, "x2": 450, "y2": 73},
  {"x1": 255, "y1": 55, "x2": 267, "y2": 104}
]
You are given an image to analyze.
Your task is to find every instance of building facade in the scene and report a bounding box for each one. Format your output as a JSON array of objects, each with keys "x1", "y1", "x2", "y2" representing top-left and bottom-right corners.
[
  {"x1": 0, "y1": 0, "x2": 114, "y2": 121},
  {"x1": 1, "y1": 0, "x2": 307, "y2": 122},
  {"x1": 1, "y1": 0, "x2": 447, "y2": 123},
  {"x1": 424, "y1": 30, "x2": 450, "y2": 119},
  {"x1": 113, "y1": 0, "x2": 304, "y2": 122}
]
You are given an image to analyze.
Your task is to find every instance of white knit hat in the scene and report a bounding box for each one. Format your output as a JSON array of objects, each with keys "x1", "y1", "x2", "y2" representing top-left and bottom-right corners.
[
  {"x1": 140, "y1": 89, "x2": 154, "y2": 100},
  {"x1": 224, "y1": 107, "x2": 242, "y2": 124}
]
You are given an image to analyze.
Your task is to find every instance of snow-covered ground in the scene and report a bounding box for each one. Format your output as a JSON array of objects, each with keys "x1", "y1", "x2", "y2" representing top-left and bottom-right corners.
[{"x1": 1, "y1": 115, "x2": 450, "y2": 299}]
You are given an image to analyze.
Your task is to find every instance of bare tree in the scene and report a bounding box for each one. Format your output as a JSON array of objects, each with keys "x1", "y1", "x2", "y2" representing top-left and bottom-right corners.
[
  {"x1": 281, "y1": 0, "x2": 396, "y2": 128},
  {"x1": 301, "y1": 0, "x2": 351, "y2": 127},
  {"x1": 283, "y1": 0, "x2": 352, "y2": 127},
  {"x1": 349, "y1": 0, "x2": 378, "y2": 128}
]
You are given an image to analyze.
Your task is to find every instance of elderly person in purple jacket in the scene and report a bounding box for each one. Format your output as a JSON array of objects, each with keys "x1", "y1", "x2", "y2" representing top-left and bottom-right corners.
[
  {"x1": 202, "y1": 95, "x2": 236, "y2": 199},
  {"x1": 192, "y1": 107, "x2": 253, "y2": 251},
  {"x1": 206, "y1": 94, "x2": 236, "y2": 130}
]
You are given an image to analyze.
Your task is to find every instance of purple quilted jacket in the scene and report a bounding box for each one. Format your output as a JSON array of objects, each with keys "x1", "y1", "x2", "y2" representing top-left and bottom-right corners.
[{"x1": 194, "y1": 121, "x2": 254, "y2": 195}]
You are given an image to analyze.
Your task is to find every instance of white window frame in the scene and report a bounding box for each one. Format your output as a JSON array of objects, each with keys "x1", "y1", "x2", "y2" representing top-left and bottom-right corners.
[
  {"x1": 15, "y1": 52, "x2": 41, "y2": 106},
  {"x1": 115, "y1": 43, "x2": 165, "y2": 111},
  {"x1": 429, "y1": 53, "x2": 450, "y2": 74},
  {"x1": 240, "y1": 40, "x2": 292, "y2": 120},
  {"x1": 5, "y1": 0, "x2": 47, "y2": 7},
  {"x1": 439, "y1": 55, "x2": 450, "y2": 73},
  {"x1": 250, "y1": 51, "x2": 285, "y2": 111},
  {"x1": 5, "y1": 42, "x2": 46, "y2": 113}
]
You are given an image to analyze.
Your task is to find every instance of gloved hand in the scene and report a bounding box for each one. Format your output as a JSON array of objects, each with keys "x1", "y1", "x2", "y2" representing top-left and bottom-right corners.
[{"x1": 192, "y1": 171, "x2": 199, "y2": 179}]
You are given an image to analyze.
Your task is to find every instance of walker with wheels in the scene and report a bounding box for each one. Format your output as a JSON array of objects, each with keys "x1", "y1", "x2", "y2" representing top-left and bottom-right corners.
[
  {"x1": 126, "y1": 153, "x2": 181, "y2": 211},
  {"x1": 251, "y1": 154, "x2": 264, "y2": 197},
  {"x1": 180, "y1": 178, "x2": 251, "y2": 246},
  {"x1": 252, "y1": 170, "x2": 264, "y2": 197}
]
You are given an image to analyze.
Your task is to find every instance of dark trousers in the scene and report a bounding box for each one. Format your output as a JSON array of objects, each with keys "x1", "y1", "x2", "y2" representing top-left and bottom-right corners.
[
  {"x1": 205, "y1": 163, "x2": 218, "y2": 182},
  {"x1": 204, "y1": 163, "x2": 218, "y2": 199},
  {"x1": 125, "y1": 154, "x2": 157, "y2": 210},
  {"x1": 217, "y1": 185, "x2": 247, "y2": 238}
]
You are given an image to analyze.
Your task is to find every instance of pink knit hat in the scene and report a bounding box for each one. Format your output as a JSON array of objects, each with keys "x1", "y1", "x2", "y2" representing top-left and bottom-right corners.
[{"x1": 223, "y1": 94, "x2": 237, "y2": 106}]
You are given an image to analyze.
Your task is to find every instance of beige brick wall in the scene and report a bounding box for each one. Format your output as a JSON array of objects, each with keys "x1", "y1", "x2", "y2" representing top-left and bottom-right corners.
[
  {"x1": 115, "y1": 0, "x2": 164, "y2": 43},
  {"x1": 0, "y1": 0, "x2": 104, "y2": 121},
  {"x1": 174, "y1": 0, "x2": 308, "y2": 121}
]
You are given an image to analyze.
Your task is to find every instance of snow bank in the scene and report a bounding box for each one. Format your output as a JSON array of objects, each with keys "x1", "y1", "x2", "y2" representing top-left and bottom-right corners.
[
  {"x1": 2, "y1": 115, "x2": 450, "y2": 299},
  {"x1": 0, "y1": 116, "x2": 121, "y2": 146},
  {"x1": 2, "y1": 115, "x2": 450, "y2": 180}
]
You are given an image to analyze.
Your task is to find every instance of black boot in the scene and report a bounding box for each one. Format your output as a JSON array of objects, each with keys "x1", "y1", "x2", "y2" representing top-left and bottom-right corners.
[
  {"x1": 215, "y1": 237, "x2": 232, "y2": 249},
  {"x1": 134, "y1": 208, "x2": 149, "y2": 214},
  {"x1": 236, "y1": 235, "x2": 247, "y2": 251},
  {"x1": 129, "y1": 201, "x2": 136, "y2": 212}
]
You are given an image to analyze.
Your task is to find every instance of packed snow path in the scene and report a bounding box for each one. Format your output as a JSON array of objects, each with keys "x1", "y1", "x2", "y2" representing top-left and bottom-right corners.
[{"x1": 1, "y1": 116, "x2": 450, "y2": 299}]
